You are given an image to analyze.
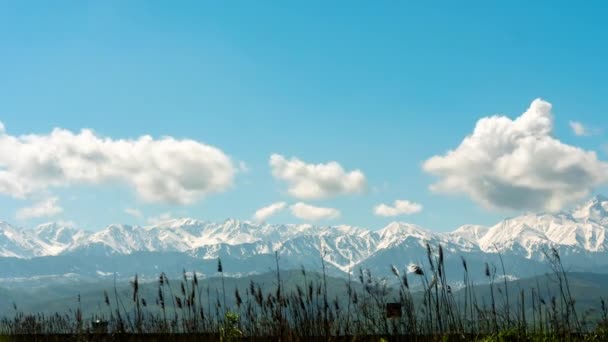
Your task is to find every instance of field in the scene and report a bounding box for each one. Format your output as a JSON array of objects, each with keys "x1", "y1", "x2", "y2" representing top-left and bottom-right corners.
[{"x1": 2, "y1": 245, "x2": 608, "y2": 341}]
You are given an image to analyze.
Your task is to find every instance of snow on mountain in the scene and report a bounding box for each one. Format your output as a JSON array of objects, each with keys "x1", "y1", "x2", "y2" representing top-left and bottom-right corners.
[
  {"x1": 0, "y1": 222, "x2": 42, "y2": 258},
  {"x1": 449, "y1": 225, "x2": 490, "y2": 243},
  {"x1": 0, "y1": 222, "x2": 89, "y2": 258},
  {"x1": 479, "y1": 196, "x2": 608, "y2": 258},
  {"x1": 278, "y1": 228, "x2": 376, "y2": 272},
  {"x1": 84, "y1": 224, "x2": 161, "y2": 254},
  {"x1": 572, "y1": 195, "x2": 608, "y2": 225},
  {"x1": 374, "y1": 222, "x2": 433, "y2": 249},
  {"x1": 190, "y1": 241, "x2": 273, "y2": 260},
  {"x1": 34, "y1": 223, "x2": 90, "y2": 255},
  {"x1": 0, "y1": 195, "x2": 608, "y2": 278}
]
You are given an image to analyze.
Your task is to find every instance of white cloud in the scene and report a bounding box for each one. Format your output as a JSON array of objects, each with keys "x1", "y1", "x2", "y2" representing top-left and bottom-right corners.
[
  {"x1": 290, "y1": 202, "x2": 340, "y2": 221},
  {"x1": 147, "y1": 212, "x2": 173, "y2": 225},
  {"x1": 125, "y1": 208, "x2": 143, "y2": 219},
  {"x1": 269, "y1": 154, "x2": 366, "y2": 200},
  {"x1": 569, "y1": 121, "x2": 589, "y2": 136},
  {"x1": 0, "y1": 124, "x2": 235, "y2": 204},
  {"x1": 253, "y1": 202, "x2": 287, "y2": 222},
  {"x1": 374, "y1": 200, "x2": 423, "y2": 217},
  {"x1": 423, "y1": 99, "x2": 608, "y2": 212},
  {"x1": 55, "y1": 220, "x2": 76, "y2": 228},
  {"x1": 238, "y1": 161, "x2": 249, "y2": 173},
  {"x1": 16, "y1": 197, "x2": 63, "y2": 220}
]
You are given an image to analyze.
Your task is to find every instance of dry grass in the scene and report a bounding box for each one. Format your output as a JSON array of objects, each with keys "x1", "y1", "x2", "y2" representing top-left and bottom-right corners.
[{"x1": 2, "y1": 246, "x2": 608, "y2": 341}]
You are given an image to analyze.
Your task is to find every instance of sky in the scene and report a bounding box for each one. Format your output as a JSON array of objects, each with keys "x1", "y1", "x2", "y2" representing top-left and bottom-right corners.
[{"x1": 0, "y1": 1, "x2": 607, "y2": 231}]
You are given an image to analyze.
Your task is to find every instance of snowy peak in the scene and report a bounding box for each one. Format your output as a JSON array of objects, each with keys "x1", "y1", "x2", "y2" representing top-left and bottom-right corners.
[
  {"x1": 0, "y1": 222, "x2": 38, "y2": 258},
  {"x1": 480, "y1": 220, "x2": 550, "y2": 256},
  {"x1": 572, "y1": 195, "x2": 608, "y2": 224},
  {"x1": 377, "y1": 222, "x2": 434, "y2": 238},
  {"x1": 448, "y1": 225, "x2": 490, "y2": 250},
  {"x1": 479, "y1": 208, "x2": 608, "y2": 256},
  {"x1": 0, "y1": 195, "x2": 608, "y2": 274},
  {"x1": 450, "y1": 225, "x2": 489, "y2": 241},
  {"x1": 147, "y1": 218, "x2": 207, "y2": 230},
  {"x1": 32, "y1": 222, "x2": 89, "y2": 256},
  {"x1": 35, "y1": 223, "x2": 86, "y2": 244},
  {"x1": 374, "y1": 222, "x2": 436, "y2": 249}
]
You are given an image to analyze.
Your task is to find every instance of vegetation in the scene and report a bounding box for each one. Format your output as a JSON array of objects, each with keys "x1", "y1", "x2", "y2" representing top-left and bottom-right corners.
[{"x1": 2, "y1": 247, "x2": 608, "y2": 341}]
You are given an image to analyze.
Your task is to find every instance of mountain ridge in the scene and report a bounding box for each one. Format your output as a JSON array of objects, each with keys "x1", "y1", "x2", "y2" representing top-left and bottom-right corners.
[{"x1": 1, "y1": 195, "x2": 608, "y2": 280}]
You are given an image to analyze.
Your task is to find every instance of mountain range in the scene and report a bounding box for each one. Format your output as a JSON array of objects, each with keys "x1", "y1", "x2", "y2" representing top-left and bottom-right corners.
[{"x1": 1, "y1": 195, "x2": 608, "y2": 284}]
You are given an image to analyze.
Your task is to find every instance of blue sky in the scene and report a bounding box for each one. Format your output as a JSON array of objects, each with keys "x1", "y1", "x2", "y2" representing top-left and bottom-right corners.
[{"x1": 0, "y1": 1, "x2": 607, "y2": 231}]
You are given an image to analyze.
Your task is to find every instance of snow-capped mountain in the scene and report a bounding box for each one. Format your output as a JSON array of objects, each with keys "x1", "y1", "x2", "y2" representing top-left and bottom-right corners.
[
  {"x1": 0, "y1": 222, "x2": 46, "y2": 258},
  {"x1": 572, "y1": 194, "x2": 608, "y2": 225},
  {"x1": 479, "y1": 196, "x2": 608, "y2": 260},
  {"x1": 2, "y1": 195, "x2": 608, "y2": 281}
]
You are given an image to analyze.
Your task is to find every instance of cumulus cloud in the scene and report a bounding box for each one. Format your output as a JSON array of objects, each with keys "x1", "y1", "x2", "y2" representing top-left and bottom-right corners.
[
  {"x1": 0, "y1": 124, "x2": 235, "y2": 204},
  {"x1": 290, "y1": 202, "x2": 340, "y2": 221},
  {"x1": 569, "y1": 121, "x2": 590, "y2": 136},
  {"x1": 16, "y1": 197, "x2": 63, "y2": 220},
  {"x1": 423, "y1": 99, "x2": 608, "y2": 212},
  {"x1": 125, "y1": 208, "x2": 143, "y2": 219},
  {"x1": 270, "y1": 154, "x2": 366, "y2": 200},
  {"x1": 374, "y1": 200, "x2": 423, "y2": 217},
  {"x1": 253, "y1": 202, "x2": 287, "y2": 222}
]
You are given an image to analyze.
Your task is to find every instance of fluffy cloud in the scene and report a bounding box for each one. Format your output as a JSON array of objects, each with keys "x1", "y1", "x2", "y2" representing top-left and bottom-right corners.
[
  {"x1": 270, "y1": 154, "x2": 366, "y2": 200},
  {"x1": 290, "y1": 202, "x2": 340, "y2": 221},
  {"x1": 374, "y1": 200, "x2": 423, "y2": 217},
  {"x1": 0, "y1": 124, "x2": 235, "y2": 204},
  {"x1": 569, "y1": 121, "x2": 589, "y2": 136},
  {"x1": 253, "y1": 202, "x2": 287, "y2": 222},
  {"x1": 125, "y1": 208, "x2": 143, "y2": 219},
  {"x1": 16, "y1": 197, "x2": 63, "y2": 220},
  {"x1": 423, "y1": 99, "x2": 608, "y2": 212}
]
